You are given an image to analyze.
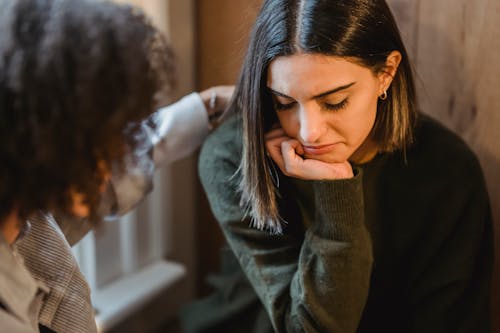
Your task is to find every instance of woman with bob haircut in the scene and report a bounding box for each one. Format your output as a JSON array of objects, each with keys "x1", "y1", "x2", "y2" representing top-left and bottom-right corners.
[{"x1": 190, "y1": 0, "x2": 493, "y2": 332}]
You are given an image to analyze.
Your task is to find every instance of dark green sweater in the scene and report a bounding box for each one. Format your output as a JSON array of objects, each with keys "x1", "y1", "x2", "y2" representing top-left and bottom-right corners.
[{"x1": 185, "y1": 114, "x2": 492, "y2": 333}]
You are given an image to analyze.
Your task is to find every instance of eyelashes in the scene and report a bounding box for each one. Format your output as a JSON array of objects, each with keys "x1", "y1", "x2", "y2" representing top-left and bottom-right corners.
[
  {"x1": 273, "y1": 101, "x2": 295, "y2": 111},
  {"x1": 273, "y1": 98, "x2": 349, "y2": 112},
  {"x1": 324, "y1": 98, "x2": 348, "y2": 111}
]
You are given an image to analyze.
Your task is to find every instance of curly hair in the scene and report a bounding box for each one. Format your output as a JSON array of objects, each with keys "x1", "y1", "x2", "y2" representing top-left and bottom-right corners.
[{"x1": 0, "y1": 0, "x2": 174, "y2": 223}]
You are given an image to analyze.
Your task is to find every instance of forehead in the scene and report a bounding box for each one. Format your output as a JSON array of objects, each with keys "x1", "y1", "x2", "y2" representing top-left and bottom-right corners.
[{"x1": 267, "y1": 53, "x2": 373, "y2": 95}]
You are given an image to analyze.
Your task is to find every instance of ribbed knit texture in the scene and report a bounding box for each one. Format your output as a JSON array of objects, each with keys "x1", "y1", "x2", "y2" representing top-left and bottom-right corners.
[{"x1": 311, "y1": 170, "x2": 364, "y2": 240}]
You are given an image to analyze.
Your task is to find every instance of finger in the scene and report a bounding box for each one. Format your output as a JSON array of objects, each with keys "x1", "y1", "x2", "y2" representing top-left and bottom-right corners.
[
  {"x1": 265, "y1": 130, "x2": 288, "y2": 153},
  {"x1": 213, "y1": 85, "x2": 235, "y2": 107},
  {"x1": 295, "y1": 141, "x2": 304, "y2": 156},
  {"x1": 265, "y1": 135, "x2": 287, "y2": 168},
  {"x1": 280, "y1": 139, "x2": 305, "y2": 175},
  {"x1": 283, "y1": 139, "x2": 304, "y2": 157}
]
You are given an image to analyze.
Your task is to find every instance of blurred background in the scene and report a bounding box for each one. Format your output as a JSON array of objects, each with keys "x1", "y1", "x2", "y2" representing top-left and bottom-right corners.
[{"x1": 73, "y1": 0, "x2": 499, "y2": 332}]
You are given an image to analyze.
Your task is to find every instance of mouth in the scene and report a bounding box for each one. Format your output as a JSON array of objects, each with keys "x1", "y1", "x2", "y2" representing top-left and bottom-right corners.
[{"x1": 302, "y1": 143, "x2": 340, "y2": 155}]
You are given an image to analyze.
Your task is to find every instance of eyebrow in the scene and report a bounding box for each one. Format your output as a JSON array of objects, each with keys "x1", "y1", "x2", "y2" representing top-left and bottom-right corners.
[{"x1": 268, "y1": 82, "x2": 356, "y2": 99}]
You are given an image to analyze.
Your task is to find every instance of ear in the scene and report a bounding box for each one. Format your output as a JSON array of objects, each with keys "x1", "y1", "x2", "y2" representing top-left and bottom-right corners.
[{"x1": 378, "y1": 50, "x2": 402, "y2": 94}]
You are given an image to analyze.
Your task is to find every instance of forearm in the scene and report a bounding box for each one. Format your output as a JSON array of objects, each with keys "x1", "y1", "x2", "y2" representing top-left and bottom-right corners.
[
  {"x1": 151, "y1": 92, "x2": 210, "y2": 166},
  {"x1": 287, "y1": 175, "x2": 372, "y2": 332},
  {"x1": 109, "y1": 86, "x2": 234, "y2": 217},
  {"x1": 152, "y1": 85, "x2": 234, "y2": 166},
  {"x1": 108, "y1": 93, "x2": 210, "y2": 216},
  {"x1": 218, "y1": 173, "x2": 373, "y2": 332}
]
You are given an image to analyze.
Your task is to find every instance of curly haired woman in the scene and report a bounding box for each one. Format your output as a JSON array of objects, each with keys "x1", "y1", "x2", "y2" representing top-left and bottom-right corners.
[{"x1": 0, "y1": 0, "x2": 232, "y2": 332}]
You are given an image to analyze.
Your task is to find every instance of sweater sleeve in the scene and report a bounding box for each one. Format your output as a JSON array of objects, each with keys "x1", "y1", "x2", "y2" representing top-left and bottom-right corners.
[
  {"x1": 151, "y1": 92, "x2": 210, "y2": 167},
  {"x1": 199, "y1": 119, "x2": 373, "y2": 333}
]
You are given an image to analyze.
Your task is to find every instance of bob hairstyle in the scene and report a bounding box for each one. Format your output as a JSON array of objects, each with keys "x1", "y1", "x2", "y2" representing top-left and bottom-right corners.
[
  {"x1": 230, "y1": 0, "x2": 418, "y2": 232},
  {"x1": 0, "y1": 0, "x2": 173, "y2": 223}
]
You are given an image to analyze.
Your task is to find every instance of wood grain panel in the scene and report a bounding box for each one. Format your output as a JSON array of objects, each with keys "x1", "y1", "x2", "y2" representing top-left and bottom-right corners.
[
  {"x1": 197, "y1": 0, "x2": 262, "y2": 86},
  {"x1": 387, "y1": 0, "x2": 420, "y2": 57},
  {"x1": 195, "y1": 0, "x2": 262, "y2": 296}
]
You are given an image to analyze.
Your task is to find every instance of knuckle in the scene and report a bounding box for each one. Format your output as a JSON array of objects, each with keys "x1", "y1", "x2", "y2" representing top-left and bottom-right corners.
[{"x1": 284, "y1": 163, "x2": 295, "y2": 175}]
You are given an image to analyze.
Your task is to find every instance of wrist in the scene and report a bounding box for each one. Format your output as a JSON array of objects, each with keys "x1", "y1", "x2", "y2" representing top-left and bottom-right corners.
[
  {"x1": 329, "y1": 162, "x2": 354, "y2": 179},
  {"x1": 199, "y1": 88, "x2": 223, "y2": 129},
  {"x1": 199, "y1": 89, "x2": 214, "y2": 115}
]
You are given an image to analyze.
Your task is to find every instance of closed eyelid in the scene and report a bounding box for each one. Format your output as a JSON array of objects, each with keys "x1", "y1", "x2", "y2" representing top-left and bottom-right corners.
[
  {"x1": 322, "y1": 97, "x2": 349, "y2": 111},
  {"x1": 275, "y1": 99, "x2": 295, "y2": 106},
  {"x1": 271, "y1": 93, "x2": 294, "y2": 103},
  {"x1": 319, "y1": 92, "x2": 349, "y2": 102},
  {"x1": 272, "y1": 96, "x2": 295, "y2": 109},
  {"x1": 317, "y1": 90, "x2": 349, "y2": 106}
]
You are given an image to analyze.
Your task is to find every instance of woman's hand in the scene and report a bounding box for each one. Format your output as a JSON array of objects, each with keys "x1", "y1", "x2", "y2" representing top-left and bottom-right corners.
[
  {"x1": 265, "y1": 127, "x2": 354, "y2": 180},
  {"x1": 199, "y1": 85, "x2": 234, "y2": 117}
]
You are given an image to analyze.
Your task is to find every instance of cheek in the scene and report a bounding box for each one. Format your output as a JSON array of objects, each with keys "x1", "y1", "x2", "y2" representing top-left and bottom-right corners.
[
  {"x1": 276, "y1": 112, "x2": 298, "y2": 138},
  {"x1": 348, "y1": 94, "x2": 378, "y2": 134},
  {"x1": 363, "y1": 95, "x2": 379, "y2": 131}
]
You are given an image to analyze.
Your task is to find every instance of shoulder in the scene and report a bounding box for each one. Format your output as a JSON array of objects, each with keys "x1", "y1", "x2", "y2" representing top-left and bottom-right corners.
[
  {"x1": 202, "y1": 114, "x2": 243, "y2": 154},
  {"x1": 413, "y1": 114, "x2": 472, "y2": 155},
  {"x1": 198, "y1": 115, "x2": 246, "y2": 221},
  {"x1": 374, "y1": 113, "x2": 489, "y2": 218},
  {"x1": 199, "y1": 114, "x2": 243, "y2": 175},
  {"x1": 198, "y1": 114, "x2": 243, "y2": 192},
  {"x1": 407, "y1": 113, "x2": 484, "y2": 184}
]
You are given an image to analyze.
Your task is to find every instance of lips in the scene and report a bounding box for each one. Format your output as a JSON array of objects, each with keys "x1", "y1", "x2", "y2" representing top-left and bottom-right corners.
[{"x1": 302, "y1": 143, "x2": 339, "y2": 155}]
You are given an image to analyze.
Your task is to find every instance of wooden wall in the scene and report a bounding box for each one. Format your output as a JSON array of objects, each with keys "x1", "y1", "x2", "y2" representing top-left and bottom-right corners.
[
  {"x1": 196, "y1": 0, "x2": 500, "y2": 327},
  {"x1": 387, "y1": 0, "x2": 500, "y2": 330},
  {"x1": 195, "y1": 0, "x2": 262, "y2": 295}
]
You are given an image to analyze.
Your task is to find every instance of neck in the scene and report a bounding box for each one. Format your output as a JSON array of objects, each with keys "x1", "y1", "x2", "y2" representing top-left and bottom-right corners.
[{"x1": 1, "y1": 209, "x2": 21, "y2": 245}]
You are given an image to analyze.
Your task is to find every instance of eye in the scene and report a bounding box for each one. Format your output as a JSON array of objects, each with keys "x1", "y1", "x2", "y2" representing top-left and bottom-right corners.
[
  {"x1": 273, "y1": 100, "x2": 296, "y2": 111},
  {"x1": 324, "y1": 98, "x2": 348, "y2": 111}
]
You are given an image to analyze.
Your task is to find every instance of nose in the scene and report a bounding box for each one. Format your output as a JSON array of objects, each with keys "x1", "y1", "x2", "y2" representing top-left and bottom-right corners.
[{"x1": 298, "y1": 104, "x2": 325, "y2": 144}]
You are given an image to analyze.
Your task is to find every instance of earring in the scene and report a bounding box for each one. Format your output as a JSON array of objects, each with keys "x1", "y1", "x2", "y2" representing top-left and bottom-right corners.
[{"x1": 379, "y1": 90, "x2": 388, "y2": 100}]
